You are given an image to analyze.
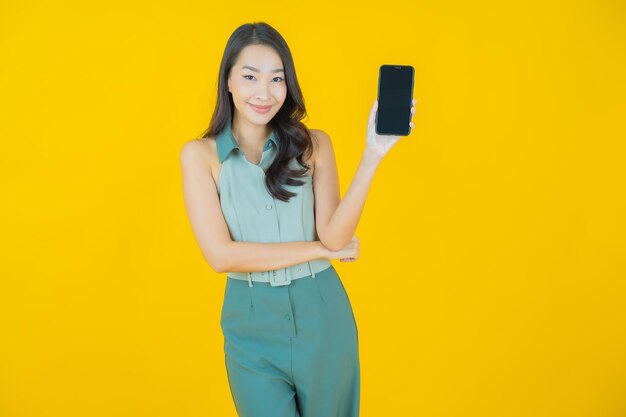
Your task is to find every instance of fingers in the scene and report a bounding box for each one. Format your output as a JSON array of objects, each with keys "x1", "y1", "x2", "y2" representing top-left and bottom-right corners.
[{"x1": 368, "y1": 100, "x2": 378, "y2": 126}]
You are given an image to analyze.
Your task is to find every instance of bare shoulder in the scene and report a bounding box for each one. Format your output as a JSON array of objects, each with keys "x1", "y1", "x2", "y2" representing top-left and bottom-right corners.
[
  {"x1": 180, "y1": 137, "x2": 219, "y2": 171},
  {"x1": 180, "y1": 137, "x2": 214, "y2": 161},
  {"x1": 309, "y1": 128, "x2": 332, "y2": 148},
  {"x1": 308, "y1": 129, "x2": 335, "y2": 167}
]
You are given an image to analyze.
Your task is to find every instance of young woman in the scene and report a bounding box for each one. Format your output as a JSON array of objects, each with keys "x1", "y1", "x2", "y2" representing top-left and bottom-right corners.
[{"x1": 181, "y1": 22, "x2": 416, "y2": 417}]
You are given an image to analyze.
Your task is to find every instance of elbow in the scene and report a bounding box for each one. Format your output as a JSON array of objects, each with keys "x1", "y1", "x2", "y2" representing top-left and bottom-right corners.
[
  {"x1": 326, "y1": 242, "x2": 346, "y2": 252},
  {"x1": 211, "y1": 259, "x2": 229, "y2": 274},
  {"x1": 211, "y1": 262, "x2": 224, "y2": 274},
  {"x1": 204, "y1": 256, "x2": 223, "y2": 274},
  {"x1": 318, "y1": 228, "x2": 343, "y2": 252},
  {"x1": 203, "y1": 249, "x2": 229, "y2": 274},
  {"x1": 212, "y1": 253, "x2": 231, "y2": 274},
  {"x1": 320, "y1": 235, "x2": 347, "y2": 253}
]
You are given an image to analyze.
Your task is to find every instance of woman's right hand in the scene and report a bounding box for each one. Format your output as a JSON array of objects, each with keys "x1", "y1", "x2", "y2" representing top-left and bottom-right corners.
[{"x1": 325, "y1": 235, "x2": 360, "y2": 262}]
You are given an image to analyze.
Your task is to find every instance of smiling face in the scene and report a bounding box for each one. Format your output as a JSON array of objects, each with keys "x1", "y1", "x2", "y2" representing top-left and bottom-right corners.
[{"x1": 227, "y1": 44, "x2": 287, "y2": 126}]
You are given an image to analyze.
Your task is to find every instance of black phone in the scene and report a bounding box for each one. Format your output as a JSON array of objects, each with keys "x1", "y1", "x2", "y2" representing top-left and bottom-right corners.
[{"x1": 375, "y1": 64, "x2": 415, "y2": 136}]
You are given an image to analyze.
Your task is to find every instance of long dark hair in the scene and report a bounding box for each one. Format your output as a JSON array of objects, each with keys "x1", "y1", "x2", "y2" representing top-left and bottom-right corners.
[{"x1": 197, "y1": 22, "x2": 314, "y2": 203}]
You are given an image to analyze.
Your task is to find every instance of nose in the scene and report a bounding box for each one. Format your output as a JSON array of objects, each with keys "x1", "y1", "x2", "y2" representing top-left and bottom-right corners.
[{"x1": 257, "y1": 82, "x2": 271, "y2": 101}]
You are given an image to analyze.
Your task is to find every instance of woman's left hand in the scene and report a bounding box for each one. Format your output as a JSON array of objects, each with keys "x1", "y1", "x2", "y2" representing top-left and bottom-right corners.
[{"x1": 365, "y1": 98, "x2": 418, "y2": 158}]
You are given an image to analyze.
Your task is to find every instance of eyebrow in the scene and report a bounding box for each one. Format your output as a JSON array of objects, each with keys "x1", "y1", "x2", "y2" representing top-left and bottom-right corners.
[{"x1": 241, "y1": 65, "x2": 284, "y2": 74}]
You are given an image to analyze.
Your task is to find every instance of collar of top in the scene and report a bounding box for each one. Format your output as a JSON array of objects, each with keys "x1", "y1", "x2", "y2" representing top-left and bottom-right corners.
[{"x1": 216, "y1": 122, "x2": 278, "y2": 163}]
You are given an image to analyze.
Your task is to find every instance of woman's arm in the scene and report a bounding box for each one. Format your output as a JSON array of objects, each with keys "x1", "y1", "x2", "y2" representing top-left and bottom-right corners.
[
  {"x1": 180, "y1": 140, "x2": 330, "y2": 274},
  {"x1": 218, "y1": 240, "x2": 328, "y2": 273},
  {"x1": 312, "y1": 129, "x2": 382, "y2": 252},
  {"x1": 313, "y1": 99, "x2": 416, "y2": 251}
]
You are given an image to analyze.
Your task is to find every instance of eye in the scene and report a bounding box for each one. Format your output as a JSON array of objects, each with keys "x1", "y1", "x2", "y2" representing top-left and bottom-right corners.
[{"x1": 243, "y1": 75, "x2": 284, "y2": 82}]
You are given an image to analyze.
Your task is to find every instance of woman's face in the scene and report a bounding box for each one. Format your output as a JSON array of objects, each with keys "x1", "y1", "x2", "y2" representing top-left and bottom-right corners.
[{"x1": 228, "y1": 44, "x2": 287, "y2": 125}]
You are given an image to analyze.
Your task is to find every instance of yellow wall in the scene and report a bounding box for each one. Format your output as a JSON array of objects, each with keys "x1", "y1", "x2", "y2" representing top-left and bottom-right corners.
[{"x1": 1, "y1": 1, "x2": 625, "y2": 416}]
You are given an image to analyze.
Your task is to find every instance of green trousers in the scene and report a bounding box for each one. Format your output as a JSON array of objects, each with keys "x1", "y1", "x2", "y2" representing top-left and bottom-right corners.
[{"x1": 220, "y1": 265, "x2": 360, "y2": 417}]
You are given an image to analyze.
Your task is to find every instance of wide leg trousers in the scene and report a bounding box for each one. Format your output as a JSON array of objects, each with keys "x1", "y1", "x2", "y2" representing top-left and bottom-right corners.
[{"x1": 220, "y1": 265, "x2": 360, "y2": 417}]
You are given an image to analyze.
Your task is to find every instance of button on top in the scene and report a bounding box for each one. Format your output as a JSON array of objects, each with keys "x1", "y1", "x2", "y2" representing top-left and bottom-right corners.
[
  {"x1": 284, "y1": 314, "x2": 291, "y2": 320},
  {"x1": 266, "y1": 204, "x2": 273, "y2": 210}
]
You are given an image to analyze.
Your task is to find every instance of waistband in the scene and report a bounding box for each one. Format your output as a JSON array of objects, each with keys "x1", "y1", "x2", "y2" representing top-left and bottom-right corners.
[{"x1": 227, "y1": 258, "x2": 332, "y2": 287}]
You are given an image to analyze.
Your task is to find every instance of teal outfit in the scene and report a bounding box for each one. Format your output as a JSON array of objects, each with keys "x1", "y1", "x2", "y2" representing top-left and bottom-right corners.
[{"x1": 215, "y1": 122, "x2": 360, "y2": 417}]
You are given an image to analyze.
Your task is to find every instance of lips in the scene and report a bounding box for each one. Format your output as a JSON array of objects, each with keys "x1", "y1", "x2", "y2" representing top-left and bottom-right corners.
[{"x1": 250, "y1": 103, "x2": 272, "y2": 110}]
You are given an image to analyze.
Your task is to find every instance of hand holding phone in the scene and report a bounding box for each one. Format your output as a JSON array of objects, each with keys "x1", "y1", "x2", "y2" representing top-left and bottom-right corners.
[{"x1": 365, "y1": 65, "x2": 417, "y2": 158}]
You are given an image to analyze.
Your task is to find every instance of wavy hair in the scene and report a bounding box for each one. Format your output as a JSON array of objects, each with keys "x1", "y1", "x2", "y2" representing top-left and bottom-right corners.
[{"x1": 197, "y1": 21, "x2": 314, "y2": 203}]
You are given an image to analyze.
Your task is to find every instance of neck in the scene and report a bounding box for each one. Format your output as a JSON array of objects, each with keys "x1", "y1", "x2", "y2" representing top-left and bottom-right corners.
[{"x1": 231, "y1": 115, "x2": 272, "y2": 148}]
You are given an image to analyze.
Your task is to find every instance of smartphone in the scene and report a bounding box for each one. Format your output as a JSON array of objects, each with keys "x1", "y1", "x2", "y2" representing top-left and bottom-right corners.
[{"x1": 375, "y1": 65, "x2": 415, "y2": 136}]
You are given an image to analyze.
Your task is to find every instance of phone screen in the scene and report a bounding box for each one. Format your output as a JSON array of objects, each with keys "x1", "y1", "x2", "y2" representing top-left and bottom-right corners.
[{"x1": 376, "y1": 65, "x2": 414, "y2": 136}]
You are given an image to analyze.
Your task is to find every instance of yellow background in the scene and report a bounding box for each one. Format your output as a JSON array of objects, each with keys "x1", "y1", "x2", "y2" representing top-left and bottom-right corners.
[{"x1": 1, "y1": 1, "x2": 625, "y2": 416}]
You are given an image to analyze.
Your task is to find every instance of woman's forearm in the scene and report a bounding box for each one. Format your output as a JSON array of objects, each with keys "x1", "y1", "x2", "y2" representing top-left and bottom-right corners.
[
  {"x1": 214, "y1": 148, "x2": 382, "y2": 273},
  {"x1": 217, "y1": 240, "x2": 330, "y2": 273},
  {"x1": 322, "y1": 148, "x2": 383, "y2": 251}
]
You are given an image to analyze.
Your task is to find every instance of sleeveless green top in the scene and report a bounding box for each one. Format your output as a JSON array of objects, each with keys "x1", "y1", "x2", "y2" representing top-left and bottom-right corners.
[{"x1": 215, "y1": 122, "x2": 331, "y2": 287}]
